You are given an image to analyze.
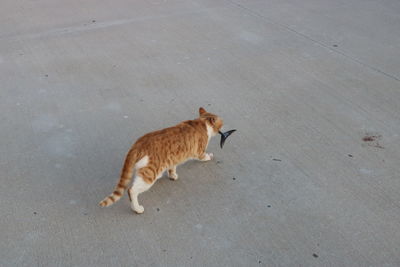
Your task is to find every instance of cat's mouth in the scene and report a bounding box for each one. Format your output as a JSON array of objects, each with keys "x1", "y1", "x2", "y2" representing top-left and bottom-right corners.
[{"x1": 218, "y1": 129, "x2": 236, "y2": 148}]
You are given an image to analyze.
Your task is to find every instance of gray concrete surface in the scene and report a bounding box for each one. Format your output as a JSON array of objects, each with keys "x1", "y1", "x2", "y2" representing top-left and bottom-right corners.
[{"x1": 1, "y1": 0, "x2": 400, "y2": 266}]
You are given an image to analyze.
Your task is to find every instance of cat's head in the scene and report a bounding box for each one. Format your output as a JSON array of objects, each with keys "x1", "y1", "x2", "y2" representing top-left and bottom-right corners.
[{"x1": 199, "y1": 107, "x2": 223, "y2": 135}]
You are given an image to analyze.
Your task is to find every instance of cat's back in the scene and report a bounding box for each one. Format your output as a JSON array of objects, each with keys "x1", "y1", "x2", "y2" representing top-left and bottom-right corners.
[{"x1": 133, "y1": 119, "x2": 207, "y2": 149}]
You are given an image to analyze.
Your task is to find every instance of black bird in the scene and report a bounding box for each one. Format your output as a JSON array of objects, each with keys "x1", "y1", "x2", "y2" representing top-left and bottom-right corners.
[{"x1": 218, "y1": 129, "x2": 236, "y2": 148}]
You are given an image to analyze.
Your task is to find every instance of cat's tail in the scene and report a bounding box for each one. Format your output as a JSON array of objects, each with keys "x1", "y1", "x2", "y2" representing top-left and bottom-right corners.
[{"x1": 99, "y1": 149, "x2": 138, "y2": 207}]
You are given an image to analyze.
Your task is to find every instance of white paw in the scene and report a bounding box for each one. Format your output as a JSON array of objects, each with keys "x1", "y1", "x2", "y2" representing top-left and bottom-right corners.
[
  {"x1": 208, "y1": 153, "x2": 214, "y2": 160},
  {"x1": 169, "y1": 173, "x2": 179, "y2": 180},
  {"x1": 133, "y1": 205, "x2": 144, "y2": 214}
]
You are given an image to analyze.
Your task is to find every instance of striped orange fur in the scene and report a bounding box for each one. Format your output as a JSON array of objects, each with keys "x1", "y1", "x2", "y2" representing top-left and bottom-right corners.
[{"x1": 99, "y1": 107, "x2": 223, "y2": 213}]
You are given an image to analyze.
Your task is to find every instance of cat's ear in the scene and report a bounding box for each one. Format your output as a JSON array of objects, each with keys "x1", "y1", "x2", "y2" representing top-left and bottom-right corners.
[{"x1": 199, "y1": 107, "x2": 207, "y2": 116}]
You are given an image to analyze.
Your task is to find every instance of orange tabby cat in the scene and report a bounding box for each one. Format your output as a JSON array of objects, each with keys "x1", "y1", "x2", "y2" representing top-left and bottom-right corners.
[{"x1": 99, "y1": 107, "x2": 223, "y2": 214}]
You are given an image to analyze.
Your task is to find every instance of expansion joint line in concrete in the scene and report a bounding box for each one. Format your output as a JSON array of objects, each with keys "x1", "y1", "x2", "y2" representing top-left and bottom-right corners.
[{"x1": 226, "y1": 0, "x2": 400, "y2": 83}]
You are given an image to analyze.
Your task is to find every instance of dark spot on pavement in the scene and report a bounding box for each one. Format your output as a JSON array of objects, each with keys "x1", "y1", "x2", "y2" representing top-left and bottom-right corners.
[
  {"x1": 45, "y1": 74, "x2": 48, "y2": 77},
  {"x1": 348, "y1": 154, "x2": 353, "y2": 157},
  {"x1": 92, "y1": 20, "x2": 96, "y2": 23},
  {"x1": 83, "y1": 212, "x2": 88, "y2": 215},
  {"x1": 333, "y1": 44, "x2": 338, "y2": 47},
  {"x1": 272, "y1": 158, "x2": 282, "y2": 161},
  {"x1": 162, "y1": 249, "x2": 167, "y2": 252},
  {"x1": 362, "y1": 134, "x2": 384, "y2": 149},
  {"x1": 157, "y1": 208, "x2": 160, "y2": 212},
  {"x1": 216, "y1": 160, "x2": 222, "y2": 164},
  {"x1": 313, "y1": 253, "x2": 319, "y2": 258},
  {"x1": 33, "y1": 212, "x2": 37, "y2": 215},
  {"x1": 232, "y1": 177, "x2": 236, "y2": 180},
  {"x1": 363, "y1": 136, "x2": 376, "y2": 142},
  {"x1": 267, "y1": 205, "x2": 271, "y2": 208},
  {"x1": 259, "y1": 260, "x2": 262, "y2": 264}
]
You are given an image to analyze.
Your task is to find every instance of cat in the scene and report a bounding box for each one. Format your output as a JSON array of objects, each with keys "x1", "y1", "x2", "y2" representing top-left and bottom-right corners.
[{"x1": 99, "y1": 107, "x2": 223, "y2": 214}]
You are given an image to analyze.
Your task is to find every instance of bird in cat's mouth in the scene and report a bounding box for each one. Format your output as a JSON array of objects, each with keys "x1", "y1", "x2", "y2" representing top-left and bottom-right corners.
[{"x1": 218, "y1": 129, "x2": 236, "y2": 148}]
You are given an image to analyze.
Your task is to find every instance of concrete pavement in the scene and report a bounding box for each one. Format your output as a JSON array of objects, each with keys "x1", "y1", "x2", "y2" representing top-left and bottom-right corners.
[{"x1": 1, "y1": 0, "x2": 400, "y2": 266}]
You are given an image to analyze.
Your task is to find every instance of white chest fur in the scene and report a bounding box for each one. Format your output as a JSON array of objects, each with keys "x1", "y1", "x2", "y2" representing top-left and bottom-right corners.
[{"x1": 206, "y1": 124, "x2": 214, "y2": 142}]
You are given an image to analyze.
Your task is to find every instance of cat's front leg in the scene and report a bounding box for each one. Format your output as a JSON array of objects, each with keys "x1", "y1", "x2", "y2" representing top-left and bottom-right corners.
[
  {"x1": 198, "y1": 152, "x2": 214, "y2": 161},
  {"x1": 168, "y1": 166, "x2": 179, "y2": 180}
]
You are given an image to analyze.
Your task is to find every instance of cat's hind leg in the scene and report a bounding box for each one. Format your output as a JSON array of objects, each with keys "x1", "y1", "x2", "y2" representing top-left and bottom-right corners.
[
  {"x1": 128, "y1": 173, "x2": 154, "y2": 214},
  {"x1": 168, "y1": 166, "x2": 178, "y2": 180}
]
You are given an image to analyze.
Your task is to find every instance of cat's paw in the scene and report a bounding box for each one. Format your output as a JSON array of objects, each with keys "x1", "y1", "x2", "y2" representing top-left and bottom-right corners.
[
  {"x1": 133, "y1": 205, "x2": 144, "y2": 214},
  {"x1": 169, "y1": 173, "x2": 179, "y2": 180},
  {"x1": 199, "y1": 152, "x2": 213, "y2": 161}
]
